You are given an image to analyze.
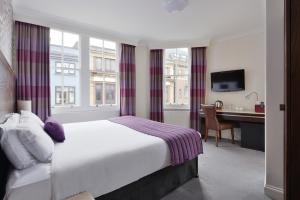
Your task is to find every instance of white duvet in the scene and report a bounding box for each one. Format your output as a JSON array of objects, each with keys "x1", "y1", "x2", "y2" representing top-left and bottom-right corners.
[{"x1": 51, "y1": 120, "x2": 171, "y2": 200}]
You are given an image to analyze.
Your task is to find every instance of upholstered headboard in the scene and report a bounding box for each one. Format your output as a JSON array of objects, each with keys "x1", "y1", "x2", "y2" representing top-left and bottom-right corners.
[{"x1": 0, "y1": 50, "x2": 15, "y2": 200}]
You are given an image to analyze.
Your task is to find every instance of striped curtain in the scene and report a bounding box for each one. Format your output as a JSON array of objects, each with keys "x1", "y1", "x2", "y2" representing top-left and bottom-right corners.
[
  {"x1": 15, "y1": 21, "x2": 50, "y2": 121},
  {"x1": 119, "y1": 44, "x2": 136, "y2": 116},
  {"x1": 150, "y1": 49, "x2": 164, "y2": 122},
  {"x1": 190, "y1": 47, "x2": 206, "y2": 131}
]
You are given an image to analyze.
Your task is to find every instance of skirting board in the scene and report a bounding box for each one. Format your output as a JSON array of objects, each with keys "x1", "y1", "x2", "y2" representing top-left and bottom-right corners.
[{"x1": 264, "y1": 184, "x2": 284, "y2": 200}]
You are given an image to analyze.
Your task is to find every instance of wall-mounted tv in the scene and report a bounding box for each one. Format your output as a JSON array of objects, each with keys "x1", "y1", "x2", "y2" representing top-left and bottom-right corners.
[{"x1": 211, "y1": 69, "x2": 245, "y2": 92}]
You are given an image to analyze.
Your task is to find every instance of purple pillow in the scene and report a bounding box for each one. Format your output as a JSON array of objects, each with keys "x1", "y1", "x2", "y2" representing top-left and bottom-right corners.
[{"x1": 44, "y1": 117, "x2": 65, "y2": 142}]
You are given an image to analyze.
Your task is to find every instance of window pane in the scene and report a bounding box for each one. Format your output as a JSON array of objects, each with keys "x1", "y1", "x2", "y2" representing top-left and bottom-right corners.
[
  {"x1": 176, "y1": 48, "x2": 189, "y2": 75},
  {"x1": 94, "y1": 57, "x2": 102, "y2": 71},
  {"x1": 61, "y1": 86, "x2": 76, "y2": 105},
  {"x1": 50, "y1": 30, "x2": 62, "y2": 46},
  {"x1": 90, "y1": 38, "x2": 103, "y2": 48},
  {"x1": 50, "y1": 29, "x2": 80, "y2": 107},
  {"x1": 165, "y1": 49, "x2": 176, "y2": 76},
  {"x1": 103, "y1": 42, "x2": 117, "y2": 72},
  {"x1": 90, "y1": 73, "x2": 104, "y2": 106},
  {"x1": 175, "y1": 76, "x2": 189, "y2": 105},
  {"x1": 177, "y1": 48, "x2": 188, "y2": 63},
  {"x1": 105, "y1": 83, "x2": 116, "y2": 105},
  {"x1": 55, "y1": 87, "x2": 62, "y2": 105},
  {"x1": 95, "y1": 84, "x2": 103, "y2": 105},
  {"x1": 63, "y1": 32, "x2": 79, "y2": 48},
  {"x1": 164, "y1": 48, "x2": 189, "y2": 106},
  {"x1": 89, "y1": 37, "x2": 117, "y2": 106},
  {"x1": 165, "y1": 76, "x2": 175, "y2": 104},
  {"x1": 55, "y1": 62, "x2": 62, "y2": 73},
  {"x1": 104, "y1": 40, "x2": 116, "y2": 50}
]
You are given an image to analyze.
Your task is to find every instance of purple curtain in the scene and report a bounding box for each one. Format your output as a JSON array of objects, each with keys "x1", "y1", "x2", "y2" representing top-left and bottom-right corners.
[
  {"x1": 119, "y1": 44, "x2": 136, "y2": 116},
  {"x1": 190, "y1": 47, "x2": 206, "y2": 131},
  {"x1": 15, "y1": 21, "x2": 50, "y2": 121},
  {"x1": 150, "y1": 49, "x2": 164, "y2": 122}
]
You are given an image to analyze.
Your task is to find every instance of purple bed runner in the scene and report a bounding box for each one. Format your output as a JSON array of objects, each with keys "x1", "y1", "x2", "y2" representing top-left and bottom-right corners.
[{"x1": 109, "y1": 116, "x2": 203, "y2": 166}]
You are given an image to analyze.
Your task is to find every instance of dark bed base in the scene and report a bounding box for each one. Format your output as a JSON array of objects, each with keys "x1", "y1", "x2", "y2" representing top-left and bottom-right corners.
[
  {"x1": 0, "y1": 147, "x2": 11, "y2": 200},
  {"x1": 0, "y1": 145, "x2": 198, "y2": 200},
  {"x1": 96, "y1": 158, "x2": 198, "y2": 200}
]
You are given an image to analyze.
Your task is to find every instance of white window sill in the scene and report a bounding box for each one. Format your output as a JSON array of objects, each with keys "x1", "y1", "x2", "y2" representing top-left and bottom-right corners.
[
  {"x1": 52, "y1": 105, "x2": 119, "y2": 114},
  {"x1": 164, "y1": 106, "x2": 190, "y2": 111}
]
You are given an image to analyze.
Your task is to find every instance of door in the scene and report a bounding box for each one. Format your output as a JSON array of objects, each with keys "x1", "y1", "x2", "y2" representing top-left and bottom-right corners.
[{"x1": 285, "y1": 0, "x2": 300, "y2": 199}]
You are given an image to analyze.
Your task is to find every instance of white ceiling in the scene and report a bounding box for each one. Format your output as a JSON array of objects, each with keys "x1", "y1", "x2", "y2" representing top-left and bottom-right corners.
[{"x1": 12, "y1": 0, "x2": 266, "y2": 43}]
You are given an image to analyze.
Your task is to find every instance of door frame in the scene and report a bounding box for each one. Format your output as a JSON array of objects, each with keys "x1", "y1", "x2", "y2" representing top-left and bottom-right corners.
[{"x1": 285, "y1": 0, "x2": 300, "y2": 199}]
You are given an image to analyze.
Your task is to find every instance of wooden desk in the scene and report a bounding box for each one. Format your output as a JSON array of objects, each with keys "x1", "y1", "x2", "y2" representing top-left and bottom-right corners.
[{"x1": 199, "y1": 109, "x2": 265, "y2": 151}]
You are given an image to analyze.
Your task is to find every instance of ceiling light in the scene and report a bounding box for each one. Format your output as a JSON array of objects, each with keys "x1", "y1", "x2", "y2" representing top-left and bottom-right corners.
[{"x1": 162, "y1": 0, "x2": 189, "y2": 13}]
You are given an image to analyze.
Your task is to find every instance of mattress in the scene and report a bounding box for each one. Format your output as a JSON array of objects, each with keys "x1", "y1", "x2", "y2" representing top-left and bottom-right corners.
[
  {"x1": 5, "y1": 163, "x2": 51, "y2": 200},
  {"x1": 5, "y1": 120, "x2": 171, "y2": 200}
]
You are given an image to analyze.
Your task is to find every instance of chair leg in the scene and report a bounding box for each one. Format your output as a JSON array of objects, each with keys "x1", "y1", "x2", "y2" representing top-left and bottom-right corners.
[
  {"x1": 231, "y1": 128, "x2": 235, "y2": 144},
  {"x1": 215, "y1": 130, "x2": 219, "y2": 147},
  {"x1": 219, "y1": 130, "x2": 222, "y2": 140},
  {"x1": 205, "y1": 128, "x2": 208, "y2": 142}
]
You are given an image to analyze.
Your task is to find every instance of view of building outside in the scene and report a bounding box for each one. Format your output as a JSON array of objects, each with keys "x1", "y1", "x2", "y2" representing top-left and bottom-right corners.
[
  {"x1": 50, "y1": 30, "x2": 186, "y2": 108},
  {"x1": 50, "y1": 29, "x2": 80, "y2": 107},
  {"x1": 89, "y1": 38, "x2": 117, "y2": 106},
  {"x1": 164, "y1": 48, "x2": 189, "y2": 105}
]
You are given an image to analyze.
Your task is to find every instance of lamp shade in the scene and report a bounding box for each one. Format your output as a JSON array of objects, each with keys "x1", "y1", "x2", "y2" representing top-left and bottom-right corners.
[{"x1": 17, "y1": 100, "x2": 32, "y2": 112}]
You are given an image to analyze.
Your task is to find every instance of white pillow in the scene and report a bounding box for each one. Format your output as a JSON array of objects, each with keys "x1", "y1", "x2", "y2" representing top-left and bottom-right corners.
[
  {"x1": 20, "y1": 111, "x2": 44, "y2": 127},
  {"x1": 17, "y1": 122, "x2": 54, "y2": 162},
  {"x1": 0, "y1": 113, "x2": 20, "y2": 138},
  {"x1": 4, "y1": 113, "x2": 20, "y2": 124},
  {"x1": 0, "y1": 113, "x2": 16, "y2": 124},
  {"x1": 0, "y1": 124, "x2": 36, "y2": 170}
]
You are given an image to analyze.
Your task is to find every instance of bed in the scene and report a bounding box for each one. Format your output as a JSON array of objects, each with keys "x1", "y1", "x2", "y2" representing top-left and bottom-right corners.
[
  {"x1": 1, "y1": 118, "x2": 202, "y2": 200},
  {"x1": 0, "y1": 48, "x2": 202, "y2": 200}
]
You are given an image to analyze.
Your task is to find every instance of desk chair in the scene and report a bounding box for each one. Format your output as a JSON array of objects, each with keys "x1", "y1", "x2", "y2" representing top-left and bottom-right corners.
[{"x1": 202, "y1": 105, "x2": 235, "y2": 147}]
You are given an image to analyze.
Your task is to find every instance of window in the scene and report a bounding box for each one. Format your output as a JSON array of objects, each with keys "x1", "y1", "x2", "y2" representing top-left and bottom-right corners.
[
  {"x1": 164, "y1": 48, "x2": 189, "y2": 107},
  {"x1": 50, "y1": 29, "x2": 80, "y2": 107},
  {"x1": 55, "y1": 86, "x2": 75, "y2": 105},
  {"x1": 55, "y1": 62, "x2": 75, "y2": 75},
  {"x1": 89, "y1": 38, "x2": 117, "y2": 106},
  {"x1": 95, "y1": 83, "x2": 103, "y2": 105}
]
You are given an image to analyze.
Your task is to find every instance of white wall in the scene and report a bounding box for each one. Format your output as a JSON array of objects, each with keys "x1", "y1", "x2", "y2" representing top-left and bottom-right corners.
[
  {"x1": 164, "y1": 110, "x2": 190, "y2": 128},
  {"x1": 204, "y1": 32, "x2": 266, "y2": 140},
  {"x1": 0, "y1": 0, "x2": 13, "y2": 65},
  {"x1": 135, "y1": 45, "x2": 150, "y2": 119},
  {"x1": 265, "y1": 0, "x2": 284, "y2": 199},
  {"x1": 164, "y1": 32, "x2": 266, "y2": 140},
  {"x1": 206, "y1": 32, "x2": 266, "y2": 110}
]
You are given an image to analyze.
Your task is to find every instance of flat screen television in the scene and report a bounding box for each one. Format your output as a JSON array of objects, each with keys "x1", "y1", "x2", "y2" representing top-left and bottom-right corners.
[{"x1": 211, "y1": 69, "x2": 245, "y2": 92}]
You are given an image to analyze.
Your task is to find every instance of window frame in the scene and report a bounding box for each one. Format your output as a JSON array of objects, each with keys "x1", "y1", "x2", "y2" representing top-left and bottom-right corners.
[
  {"x1": 55, "y1": 61, "x2": 76, "y2": 75},
  {"x1": 89, "y1": 37, "x2": 119, "y2": 107},
  {"x1": 50, "y1": 29, "x2": 81, "y2": 108},
  {"x1": 55, "y1": 86, "x2": 76, "y2": 105},
  {"x1": 50, "y1": 29, "x2": 120, "y2": 114},
  {"x1": 163, "y1": 48, "x2": 191, "y2": 110}
]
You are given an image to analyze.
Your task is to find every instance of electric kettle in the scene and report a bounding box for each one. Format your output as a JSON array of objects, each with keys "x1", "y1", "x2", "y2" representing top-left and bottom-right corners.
[{"x1": 215, "y1": 100, "x2": 223, "y2": 110}]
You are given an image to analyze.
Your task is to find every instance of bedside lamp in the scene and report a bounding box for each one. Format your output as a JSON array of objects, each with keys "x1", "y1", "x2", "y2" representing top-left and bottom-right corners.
[
  {"x1": 245, "y1": 91, "x2": 259, "y2": 104},
  {"x1": 17, "y1": 100, "x2": 32, "y2": 112}
]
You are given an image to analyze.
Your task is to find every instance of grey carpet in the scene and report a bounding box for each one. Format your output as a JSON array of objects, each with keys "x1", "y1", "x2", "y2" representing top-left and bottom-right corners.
[{"x1": 162, "y1": 139, "x2": 271, "y2": 200}]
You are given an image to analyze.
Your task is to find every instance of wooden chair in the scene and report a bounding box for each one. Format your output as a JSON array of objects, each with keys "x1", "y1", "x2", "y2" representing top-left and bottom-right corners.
[{"x1": 202, "y1": 105, "x2": 235, "y2": 147}]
